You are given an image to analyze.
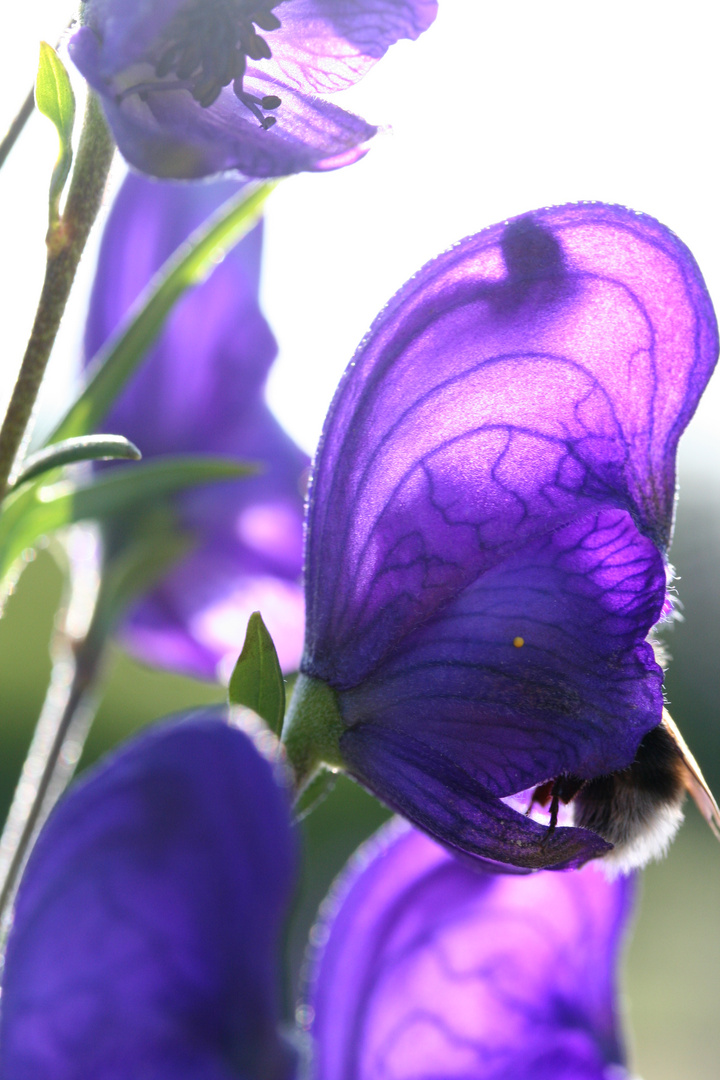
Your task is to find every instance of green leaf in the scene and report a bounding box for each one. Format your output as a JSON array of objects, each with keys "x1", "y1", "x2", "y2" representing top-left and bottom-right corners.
[
  {"x1": 45, "y1": 181, "x2": 276, "y2": 445},
  {"x1": 0, "y1": 456, "x2": 256, "y2": 604},
  {"x1": 35, "y1": 43, "x2": 75, "y2": 218},
  {"x1": 12, "y1": 434, "x2": 141, "y2": 488},
  {"x1": 228, "y1": 612, "x2": 285, "y2": 735}
]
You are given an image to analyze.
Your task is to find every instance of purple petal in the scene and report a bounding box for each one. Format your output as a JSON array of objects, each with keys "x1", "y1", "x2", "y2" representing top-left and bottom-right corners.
[
  {"x1": 84, "y1": 171, "x2": 263, "y2": 360},
  {"x1": 304, "y1": 205, "x2": 717, "y2": 689},
  {"x1": 70, "y1": 29, "x2": 376, "y2": 180},
  {"x1": 123, "y1": 561, "x2": 306, "y2": 680},
  {"x1": 341, "y1": 508, "x2": 666, "y2": 796},
  {"x1": 77, "y1": 0, "x2": 436, "y2": 90},
  {"x1": 85, "y1": 175, "x2": 273, "y2": 425},
  {"x1": 78, "y1": 0, "x2": 189, "y2": 74},
  {"x1": 309, "y1": 823, "x2": 633, "y2": 1080},
  {"x1": 86, "y1": 173, "x2": 308, "y2": 677},
  {"x1": 118, "y1": 408, "x2": 307, "y2": 680},
  {"x1": 0, "y1": 715, "x2": 298, "y2": 1080},
  {"x1": 258, "y1": 0, "x2": 439, "y2": 94},
  {"x1": 340, "y1": 726, "x2": 611, "y2": 870}
]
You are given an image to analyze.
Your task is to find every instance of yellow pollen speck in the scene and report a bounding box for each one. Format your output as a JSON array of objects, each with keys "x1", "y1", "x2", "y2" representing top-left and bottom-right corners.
[{"x1": 513, "y1": 636, "x2": 525, "y2": 648}]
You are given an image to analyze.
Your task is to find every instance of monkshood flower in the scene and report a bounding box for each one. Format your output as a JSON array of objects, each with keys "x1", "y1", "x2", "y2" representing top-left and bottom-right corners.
[
  {"x1": 284, "y1": 202, "x2": 719, "y2": 872},
  {"x1": 86, "y1": 171, "x2": 308, "y2": 678},
  {"x1": 68, "y1": 0, "x2": 438, "y2": 179},
  {"x1": 309, "y1": 822, "x2": 634, "y2": 1080},
  {"x1": 0, "y1": 713, "x2": 298, "y2": 1079}
]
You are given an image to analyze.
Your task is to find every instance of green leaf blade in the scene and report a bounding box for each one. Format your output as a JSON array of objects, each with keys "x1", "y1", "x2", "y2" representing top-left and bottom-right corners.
[
  {"x1": 229, "y1": 612, "x2": 286, "y2": 735},
  {"x1": 65, "y1": 456, "x2": 256, "y2": 522},
  {"x1": 35, "y1": 43, "x2": 75, "y2": 215},
  {"x1": 13, "y1": 434, "x2": 141, "y2": 488},
  {"x1": 0, "y1": 456, "x2": 256, "y2": 605},
  {"x1": 46, "y1": 181, "x2": 276, "y2": 445}
]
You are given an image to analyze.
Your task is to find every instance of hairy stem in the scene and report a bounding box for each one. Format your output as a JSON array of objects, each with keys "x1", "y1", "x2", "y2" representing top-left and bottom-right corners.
[{"x1": 0, "y1": 92, "x2": 114, "y2": 498}]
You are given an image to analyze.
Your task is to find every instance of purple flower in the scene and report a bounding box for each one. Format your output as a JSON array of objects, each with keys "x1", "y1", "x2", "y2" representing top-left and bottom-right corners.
[
  {"x1": 287, "y1": 203, "x2": 718, "y2": 870},
  {"x1": 0, "y1": 714, "x2": 298, "y2": 1079},
  {"x1": 309, "y1": 822, "x2": 634, "y2": 1080},
  {"x1": 68, "y1": 0, "x2": 438, "y2": 179},
  {"x1": 86, "y1": 171, "x2": 308, "y2": 678}
]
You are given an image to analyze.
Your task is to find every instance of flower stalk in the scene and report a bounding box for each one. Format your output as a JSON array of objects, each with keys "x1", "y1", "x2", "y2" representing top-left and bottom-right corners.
[
  {"x1": 0, "y1": 92, "x2": 114, "y2": 500},
  {"x1": 0, "y1": 88, "x2": 35, "y2": 173},
  {"x1": 0, "y1": 531, "x2": 106, "y2": 936}
]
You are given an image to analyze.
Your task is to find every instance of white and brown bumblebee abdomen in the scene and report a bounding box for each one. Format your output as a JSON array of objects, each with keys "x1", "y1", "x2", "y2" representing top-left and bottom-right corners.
[
  {"x1": 571, "y1": 711, "x2": 720, "y2": 874},
  {"x1": 571, "y1": 723, "x2": 688, "y2": 874}
]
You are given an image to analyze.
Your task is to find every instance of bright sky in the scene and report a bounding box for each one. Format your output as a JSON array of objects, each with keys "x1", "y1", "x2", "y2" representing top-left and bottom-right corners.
[{"x1": 1, "y1": 1, "x2": 718, "y2": 488}]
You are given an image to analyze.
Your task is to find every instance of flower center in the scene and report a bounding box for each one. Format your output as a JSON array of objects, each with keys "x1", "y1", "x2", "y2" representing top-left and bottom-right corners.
[{"x1": 127, "y1": 0, "x2": 286, "y2": 127}]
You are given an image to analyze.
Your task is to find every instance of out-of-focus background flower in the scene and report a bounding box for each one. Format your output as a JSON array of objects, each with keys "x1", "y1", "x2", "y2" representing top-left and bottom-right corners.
[{"x1": 1, "y1": 2, "x2": 718, "y2": 1077}]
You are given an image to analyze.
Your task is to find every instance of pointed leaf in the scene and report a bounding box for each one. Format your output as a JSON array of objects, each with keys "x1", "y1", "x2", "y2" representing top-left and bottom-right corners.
[
  {"x1": 66, "y1": 457, "x2": 255, "y2": 521},
  {"x1": 13, "y1": 434, "x2": 141, "y2": 488},
  {"x1": 45, "y1": 182, "x2": 275, "y2": 444},
  {"x1": 229, "y1": 612, "x2": 285, "y2": 735},
  {"x1": 35, "y1": 43, "x2": 75, "y2": 217}
]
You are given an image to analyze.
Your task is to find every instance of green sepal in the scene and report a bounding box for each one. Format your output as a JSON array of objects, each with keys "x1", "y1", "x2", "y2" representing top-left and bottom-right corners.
[
  {"x1": 12, "y1": 434, "x2": 141, "y2": 488},
  {"x1": 35, "y1": 43, "x2": 75, "y2": 221},
  {"x1": 281, "y1": 673, "x2": 345, "y2": 796},
  {"x1": 228, "y1": 612, "x2": 285, "y2": 736},
  {"x1": 45, "y1": 181, "x2": 276, "y2": 445},
  {"x1": 0, "y1": 456, "x2": 255, "y2": 607}
]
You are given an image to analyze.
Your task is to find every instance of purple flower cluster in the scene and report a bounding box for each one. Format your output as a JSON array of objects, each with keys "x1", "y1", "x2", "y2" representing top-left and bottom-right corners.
[
  {"x1": 0, "y1": 715, "x2": 633, "y2": 1080},
  {"x1": 69, "y1": 0, "x2": 438, "y2": 179},
  {"x1": 86, "y1": 172, "x2": 308, "y2": 678}
]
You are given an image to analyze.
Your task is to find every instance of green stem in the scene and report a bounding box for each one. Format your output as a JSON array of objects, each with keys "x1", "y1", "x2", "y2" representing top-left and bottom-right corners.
[
  {"x1": 0, "y1": 88, "x2": 35, "y2": 172},
  {"x1": 0, "y1": 92, "x2": 114, "y2": 499},
  {"x1": 0, "y1": 535, "x2": 107, "y2": 934}
]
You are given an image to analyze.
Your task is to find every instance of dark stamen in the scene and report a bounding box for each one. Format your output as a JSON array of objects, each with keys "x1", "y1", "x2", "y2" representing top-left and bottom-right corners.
[
  {"x1": 254, "y1": 11, "x2": 282, "y2": 31},
  {"x1": 130, "y1": 0, "x2": 286, "y2": 127}
]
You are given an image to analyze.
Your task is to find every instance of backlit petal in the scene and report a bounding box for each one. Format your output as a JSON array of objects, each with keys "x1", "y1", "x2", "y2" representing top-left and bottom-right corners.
[{"x1": 310, "y1": 823, "x2": 632, "y2": 1080}]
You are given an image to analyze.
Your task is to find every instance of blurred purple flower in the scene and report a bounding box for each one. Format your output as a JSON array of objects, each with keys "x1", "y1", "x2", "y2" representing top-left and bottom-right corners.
[
  {"x1": 0, "y1": 714, "x2": 298, "y2": 1079},
  {"x1": 0, "y1": 719, "x2": 632, "y2": 1080},
  {"x1": 291, "y1": 203, "x2": 718, "y2": 870},
  {"x1": 86, "y1": 171, "x2": 308, "y2": 678},
  {"x1": 309, "y1": 822, "x2": 633, "y2": 1080},
  {"x1": 69, "y1": 0, "x2": 438, "y2": 179}
]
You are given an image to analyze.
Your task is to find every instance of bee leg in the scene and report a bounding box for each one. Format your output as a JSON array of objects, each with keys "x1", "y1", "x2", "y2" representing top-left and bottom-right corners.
[
  {"x1": 547, "y1": 784, "x2": 561, "y2": 836},
  {"x1": 526, "y1": 779, "x2": 554, "y2": 816},
  {"x1": 543, "y1": 776, "x2": 585, "y2": 840}
]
